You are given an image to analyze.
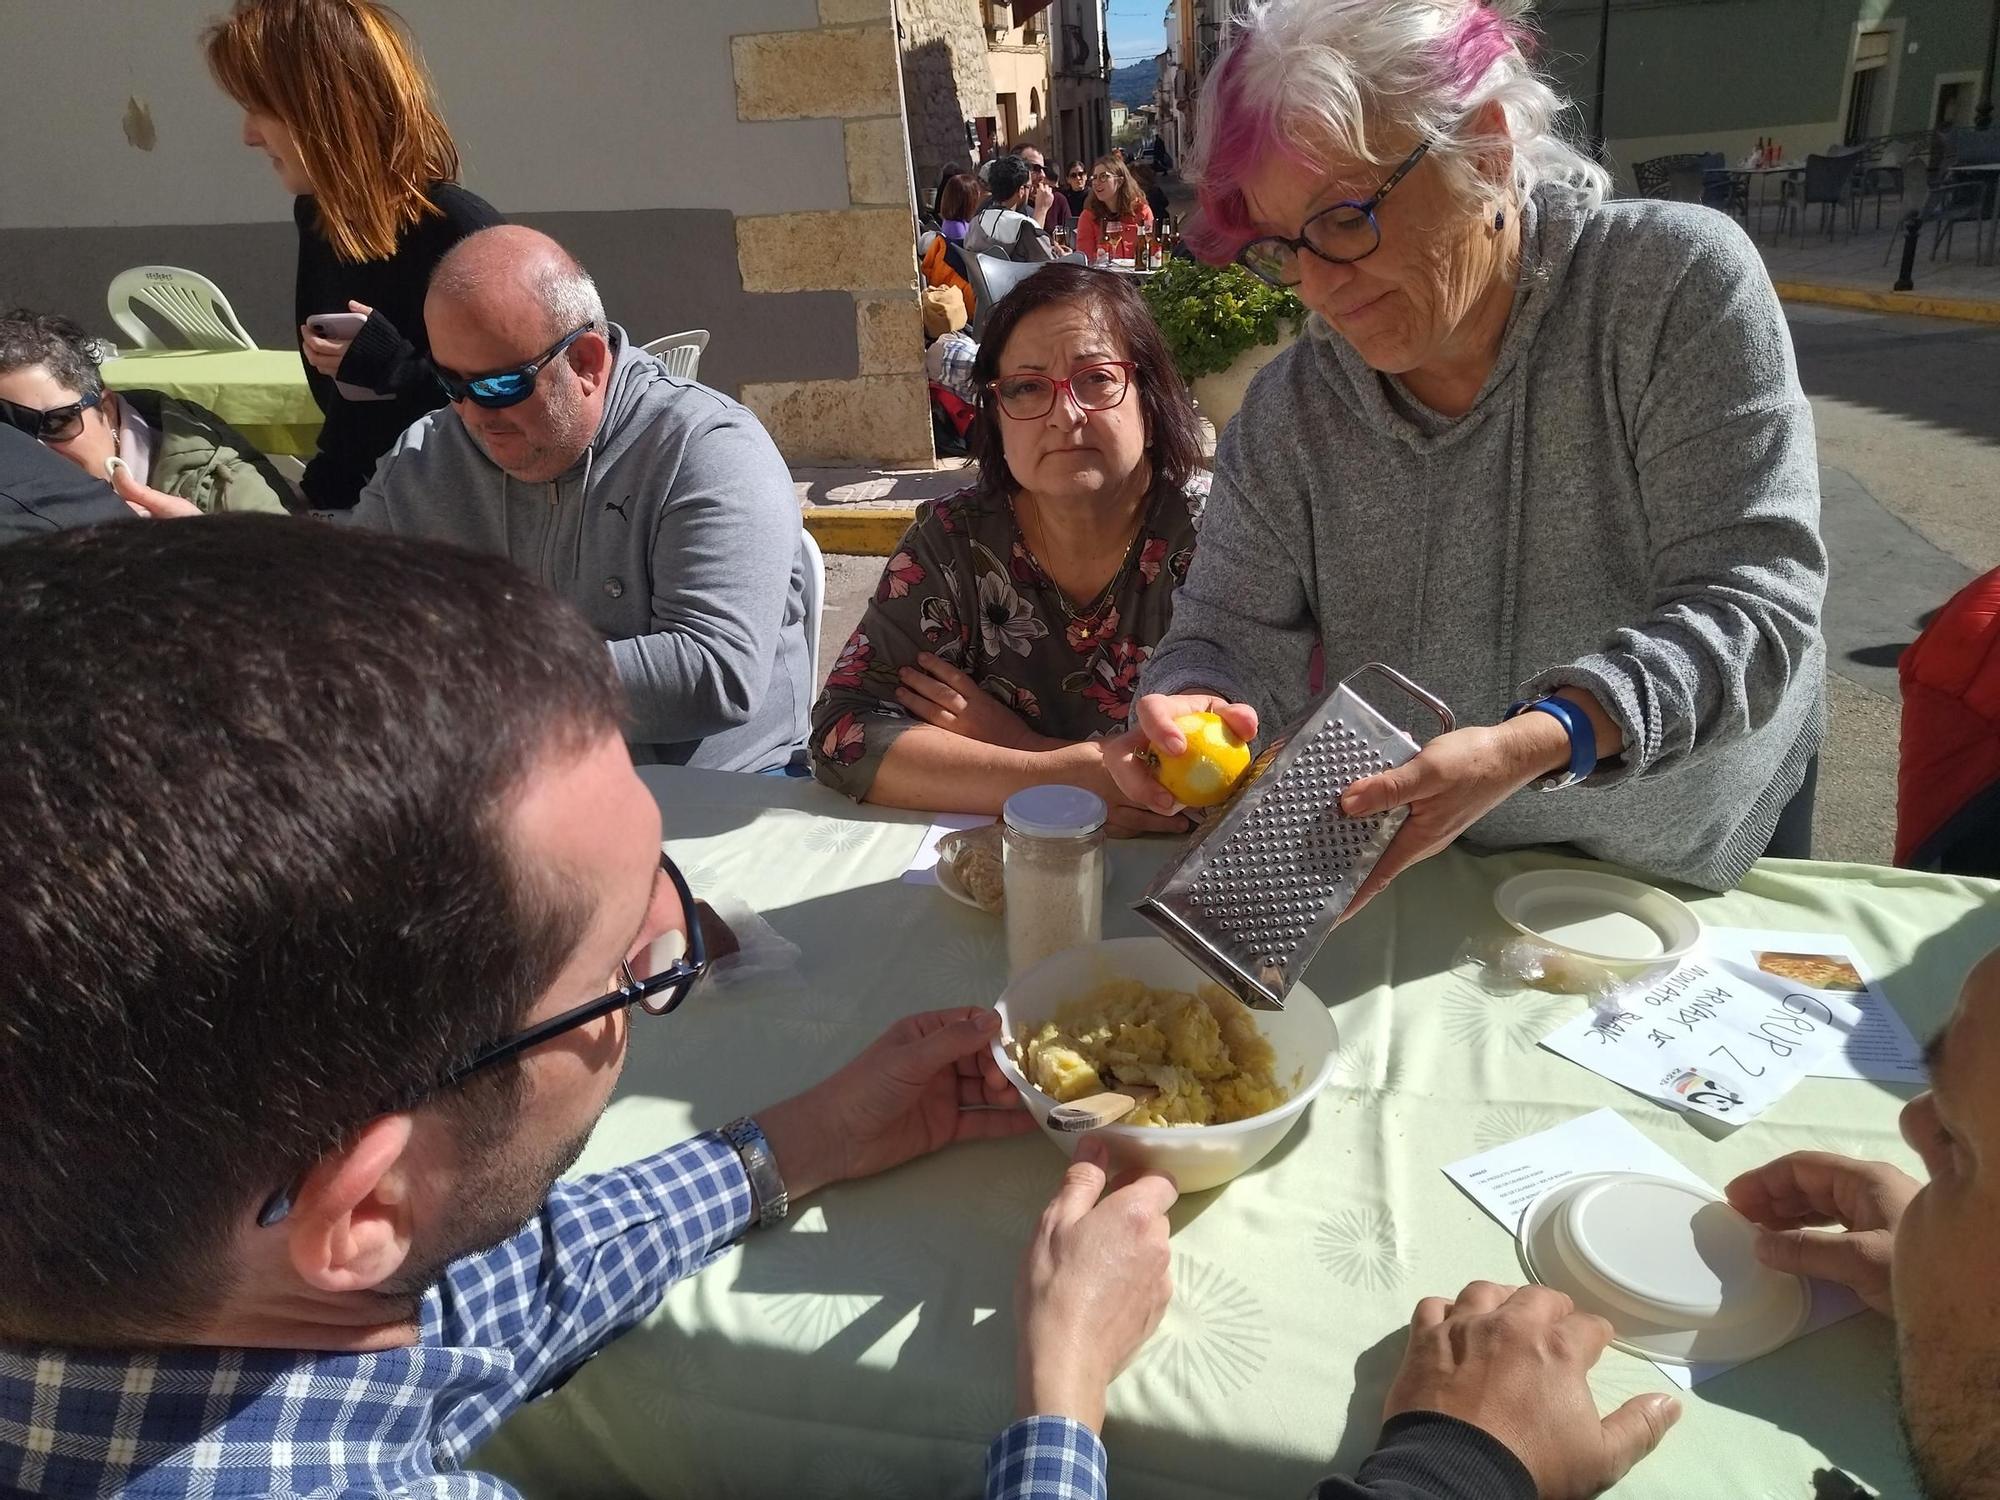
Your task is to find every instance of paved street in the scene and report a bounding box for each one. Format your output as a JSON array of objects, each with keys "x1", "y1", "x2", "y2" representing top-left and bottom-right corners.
[{"x1": 818, "y1": 304, "x2": 1998, "y2": 869}]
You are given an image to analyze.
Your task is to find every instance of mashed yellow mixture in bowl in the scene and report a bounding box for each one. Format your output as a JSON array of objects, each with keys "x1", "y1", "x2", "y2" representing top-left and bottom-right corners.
[
  {"x1": 992, "y1": 937, "x2": 1340, "y2": 1193},
  {"x1": 1018, "y1": 980, "x2": 1289, "y2": 1127}
]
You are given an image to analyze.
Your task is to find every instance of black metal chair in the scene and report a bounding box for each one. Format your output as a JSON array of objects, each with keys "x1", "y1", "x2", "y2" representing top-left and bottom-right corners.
[
  {"x1": 1697, "y1": 151, "x2": 1749, "y2": 219},
  {"x1": 1634, "y1": 153, "x2": 1710, "y2": 201},
  {"x1": 1777, "y1": 152, "x2": 1861, "y2": 241},
  {"x1": 1882, "y1": 177, "x2": 1989, "y2": 264}
]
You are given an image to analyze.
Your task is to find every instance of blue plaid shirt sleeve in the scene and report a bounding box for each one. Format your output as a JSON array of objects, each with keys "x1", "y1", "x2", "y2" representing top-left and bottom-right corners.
[
  {"x1": 436, "y1": 1133, "x2": 753, "y2": 1406},
  {"x1": 985, "y1": 1416, "x2": 1109, "y2": 1500}
]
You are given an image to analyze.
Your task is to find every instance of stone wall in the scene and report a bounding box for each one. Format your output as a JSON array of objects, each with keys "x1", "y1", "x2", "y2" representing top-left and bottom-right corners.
[
  {"x1": 897, "y1": 0, "x2": 998, "y2": 199},
  {"x1": 732, "y1": 0, "x2": 933, "y2": 468}
]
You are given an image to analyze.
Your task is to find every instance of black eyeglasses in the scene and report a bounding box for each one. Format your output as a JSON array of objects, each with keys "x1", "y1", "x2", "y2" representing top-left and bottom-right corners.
[
  {"x1": 431, "y1": 323, "x2": 593, "y2": 409},
  {"x1": 0, "y1": 390, "x2": 101, "y2": 445},
  {"x1": 1236, "y1": 140, "x2": 1431, "y2": 288},
  {"x1": 256, "y1": 851, "x2": 707, "y2": 1227},
  {"x1": 987, "y1": 359, "x2": 1136, "y2": 421}
]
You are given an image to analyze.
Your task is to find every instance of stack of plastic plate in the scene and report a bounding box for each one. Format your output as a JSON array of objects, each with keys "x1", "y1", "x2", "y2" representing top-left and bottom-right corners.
[
  {"x1": 1519, "y1": 1172, "x2": 1809, "y2": 1365},
  {"x1": 1493, "y1": 870, "x2": 1702, "y2": 977}
]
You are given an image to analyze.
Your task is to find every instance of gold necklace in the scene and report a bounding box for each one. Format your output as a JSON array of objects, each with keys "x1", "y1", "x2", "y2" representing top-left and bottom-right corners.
[{"x1": 1013, "y1": 488, "x2": 1148, "y2": 625}]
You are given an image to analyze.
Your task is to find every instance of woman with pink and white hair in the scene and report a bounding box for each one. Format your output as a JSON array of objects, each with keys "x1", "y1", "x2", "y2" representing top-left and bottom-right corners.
[{"x1": 1111, "y1": 0, "x2": 1826, "y2": 909}]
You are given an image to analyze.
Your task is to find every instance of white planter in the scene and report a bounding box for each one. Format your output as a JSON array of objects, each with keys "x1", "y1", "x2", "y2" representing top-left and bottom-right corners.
[{"x1": 1187, "y1": 332, "x2": 1296, "y2": 437}]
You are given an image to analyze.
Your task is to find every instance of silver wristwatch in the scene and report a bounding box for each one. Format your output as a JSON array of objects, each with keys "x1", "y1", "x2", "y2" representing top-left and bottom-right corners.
[{"x1": 720, "y1": 1116, "x2": 789, "y2": 1229}]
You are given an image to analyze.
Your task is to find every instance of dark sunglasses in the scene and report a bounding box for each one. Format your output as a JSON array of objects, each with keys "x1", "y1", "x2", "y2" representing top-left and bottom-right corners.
[
  {"x1": 256, "y1": 850, "x2": 707, "y2": 1227},
  {"x1": 0, "y1": 390, "x2": 101, "y2": 445},
  {"x1": 432, "y1": 323, "x2": 593, "y2": 409}
]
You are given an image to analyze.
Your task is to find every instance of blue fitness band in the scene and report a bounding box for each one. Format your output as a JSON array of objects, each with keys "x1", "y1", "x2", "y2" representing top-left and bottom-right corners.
[{"x1": 1504, "y1": 696, "x2": 1597, "y2": 789}]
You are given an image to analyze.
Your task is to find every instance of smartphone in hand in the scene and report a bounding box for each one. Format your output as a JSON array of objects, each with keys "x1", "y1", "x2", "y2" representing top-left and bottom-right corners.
[{"x1": 306, "y1": 311, "x2": 392, "y2": 401}]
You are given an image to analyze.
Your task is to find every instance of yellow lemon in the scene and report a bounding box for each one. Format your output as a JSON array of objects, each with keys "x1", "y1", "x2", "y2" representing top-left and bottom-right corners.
[{"x1": 1148, "y1": 711, "x2": 1251, "y2": 808}]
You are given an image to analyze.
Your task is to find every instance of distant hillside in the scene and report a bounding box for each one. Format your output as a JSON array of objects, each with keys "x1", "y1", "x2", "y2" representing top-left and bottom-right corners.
[{"x1": 1108, "y1": 60, "x2": 1155, "y2": 107}]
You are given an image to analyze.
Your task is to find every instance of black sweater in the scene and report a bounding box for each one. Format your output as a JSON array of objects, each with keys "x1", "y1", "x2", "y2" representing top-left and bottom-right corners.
[
  {"x1": 291, "y1": 181, "x2": 501, "y2": 510},
  {"x1": 1315, "y1": 1412, "x2": 1538, "y2": 1500}
]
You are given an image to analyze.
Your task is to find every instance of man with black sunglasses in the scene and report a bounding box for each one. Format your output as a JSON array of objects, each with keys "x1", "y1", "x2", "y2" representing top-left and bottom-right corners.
[
  {"x1": 0, "y1": 518, "x2": 1178, "y2": 1499},
  {"x1": 346, "y1": 225, "x2": 813, "y2": 776}
]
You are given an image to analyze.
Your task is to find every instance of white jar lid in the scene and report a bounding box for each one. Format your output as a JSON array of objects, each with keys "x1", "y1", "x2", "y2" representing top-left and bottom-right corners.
[{"x1": 1004, "y1": 784, "x2": 1107, "y2": 839}]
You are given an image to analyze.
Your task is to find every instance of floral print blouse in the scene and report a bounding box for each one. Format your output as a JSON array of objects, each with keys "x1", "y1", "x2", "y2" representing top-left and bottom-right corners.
[{"x1": 810, "y1": 476, "x2": 1208, "y2": 799}]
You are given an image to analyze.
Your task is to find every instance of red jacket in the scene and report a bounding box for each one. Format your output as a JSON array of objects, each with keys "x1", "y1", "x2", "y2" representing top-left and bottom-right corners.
[{"x1": 1897, "y1": 566, "x2": 2000, "y2": 873}]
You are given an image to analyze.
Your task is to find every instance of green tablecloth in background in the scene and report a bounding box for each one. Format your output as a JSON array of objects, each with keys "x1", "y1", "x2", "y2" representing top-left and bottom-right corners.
[
  {"x1": 476, "y1": 766, "x2": 2000, "y2": 1499},
  {"x1": 101, "y1": 349, "x2": 321, "y2": 458}
]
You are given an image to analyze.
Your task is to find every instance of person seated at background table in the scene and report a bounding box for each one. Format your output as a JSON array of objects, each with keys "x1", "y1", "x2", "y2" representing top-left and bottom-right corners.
[
  {"x1": 0, "y1": 309, "x2": 290, "y2": 514},
  {"x1": 1075, "y1": 155, "x2": 1156, "y2": 263},
  {"x1": 1060, "y1": 160, "x2": 1092, "y2": 216},
  {"x1": 966, "y1": 155, "x2": 1057, "y2": 263},
  {"x1": 1109, "y1": 0, "x2": 1826, "y2": 906},
  {"x1": 1895, "y1": 565, "x2": 2000, "y2": 878},
  {"x1": 930, "y1": 159, "x2": 974, "y2": 223},
  {"x1": 346, "y1": 225, "x2": 812, "y2": 775},
  {"x1": 937, "y1": 171, "x2": 984, "y2": 245},
  {"x1": 205, "y1": 0, "x2": 502, "y2": 511},
  {"x1": 1726, "y1": 946, "x2": 2000, "y2": 1500},
  {"x1": 1131, "y1": 159, "x2": 1173, "y2": 229},
  {"x1": 810, "y1": 264, "x2": 1201, "y2": 835},
  {"x1": 1018, "y1": 146, "x2": 1074, "y2": 238},
  {"x1": 0, "y1": 517, "x2": 1178, "y2": 1500}
]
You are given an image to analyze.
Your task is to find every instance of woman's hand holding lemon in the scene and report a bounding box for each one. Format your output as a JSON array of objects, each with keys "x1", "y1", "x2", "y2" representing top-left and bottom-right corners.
[{"x1": 1106, "y1": 691, "x2": 1259, "y2": 816}]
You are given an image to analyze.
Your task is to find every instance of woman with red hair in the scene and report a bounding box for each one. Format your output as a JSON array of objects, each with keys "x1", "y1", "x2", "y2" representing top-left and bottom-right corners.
[{"x1": 205, "y1": 0, "x2": 500, "y2": 509}]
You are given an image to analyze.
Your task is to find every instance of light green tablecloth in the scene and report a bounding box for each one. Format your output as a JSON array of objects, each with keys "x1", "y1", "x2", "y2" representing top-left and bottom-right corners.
[
  {"x1": 101, "y1": 349, "x2": 321, "y2": 457},
  {"x1": 476, "y1": 766, "x2": 2000, "y2": 1499}
]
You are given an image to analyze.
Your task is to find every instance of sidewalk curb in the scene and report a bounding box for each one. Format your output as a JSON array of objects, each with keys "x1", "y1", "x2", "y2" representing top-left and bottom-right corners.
[
  {"x1": 804, "y1": 506, "x2": 918, "y2": 555},
  {"x1": 1773, "y1": 280, "x2": 2000, "y2": 326}
]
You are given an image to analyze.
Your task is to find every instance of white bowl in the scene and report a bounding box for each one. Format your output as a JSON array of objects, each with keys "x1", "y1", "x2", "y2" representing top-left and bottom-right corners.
[{"x1": 990, "y1": 936, "x2": 1340, "y2": 1193}]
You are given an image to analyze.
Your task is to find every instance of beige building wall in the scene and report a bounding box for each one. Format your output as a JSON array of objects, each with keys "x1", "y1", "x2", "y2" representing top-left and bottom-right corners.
[
  {"x1": 982, "y1": 1, "x2": 1053, "y2": 151},
  {"x1": 732, "y1": 1, "x2": 933, "y2": 468},
  {"x1": 900, "y1": 0, "x2": 1001, "y2": 196}
]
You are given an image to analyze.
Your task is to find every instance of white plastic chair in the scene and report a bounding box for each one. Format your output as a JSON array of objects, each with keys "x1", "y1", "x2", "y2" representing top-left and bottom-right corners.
[
  {"x1": 641, "y1": 329, "x2": 710, "y2": 380},
  {"x1": 107, "y1": 266, "x2": 257, "y2": 351},
  {"x1": 799, "y1": 526, "x2": 827, "y2": 692}
]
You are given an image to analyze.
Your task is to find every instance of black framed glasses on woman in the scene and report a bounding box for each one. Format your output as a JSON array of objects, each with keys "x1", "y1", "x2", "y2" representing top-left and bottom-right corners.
[
  {"x1": 256, "y1": 851, "x2": 708, "y2": 1227},
  {"x1": 1236, "y1": 139, "x2": 1432, "y2": 288},
  {"x1": 0, "y1": 390, "x2": 101, "y2": 445},
  {"x1": 986, "y1": 359, "x2": 1137, "y2": 421},
  {"x1": 431, "y1": 322, "x2": 594, "y2": 410}
]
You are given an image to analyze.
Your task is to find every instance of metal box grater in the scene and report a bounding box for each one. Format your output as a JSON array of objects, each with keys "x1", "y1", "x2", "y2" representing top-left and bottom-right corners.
[{"x1": 1134, "y1": 664, "x2": 1455, "y2": 1010}]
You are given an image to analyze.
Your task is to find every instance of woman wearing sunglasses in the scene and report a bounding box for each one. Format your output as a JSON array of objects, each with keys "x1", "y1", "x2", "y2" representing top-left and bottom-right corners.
[
  {"x1": 0, "y1": 308, "x2": 290, "y2": 515},
  {"x1": 810, "y1": 265, "x2": 1203, "y2": 834},
  {"x1": 205, "y1": 0, "x2": 502, "y2": 511},
  {"x1": 1060, "y1": 162, "x2": 1091, "y2": 217},
  {"x1": 1108, "y1": 0, "x2": 1826, "y2": 906}
]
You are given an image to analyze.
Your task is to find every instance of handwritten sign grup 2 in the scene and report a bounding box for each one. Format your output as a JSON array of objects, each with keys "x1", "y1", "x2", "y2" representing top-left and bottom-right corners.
[{"x1": 1542, "y1": 958, "x2": 1864, "y2": 1124}]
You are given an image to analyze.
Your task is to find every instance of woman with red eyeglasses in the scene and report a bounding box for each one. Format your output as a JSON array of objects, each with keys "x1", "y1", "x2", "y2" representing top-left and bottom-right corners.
[{"x1": 809, "y1": 265, "x2": 1205, "y2": 833}]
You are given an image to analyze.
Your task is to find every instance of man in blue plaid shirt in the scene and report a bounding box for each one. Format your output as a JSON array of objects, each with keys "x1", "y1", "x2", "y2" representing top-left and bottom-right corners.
[{"x1": 0, "y1": 520, "x2": 1176, "y2": 1499}]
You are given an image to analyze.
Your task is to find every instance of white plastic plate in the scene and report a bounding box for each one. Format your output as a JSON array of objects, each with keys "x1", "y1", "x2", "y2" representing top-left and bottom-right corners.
[
  {"x1": 1493, "y1": 869, "x2": 1700, "y2": 969},
  {"x1": 1519, "y1": 1171, "x2": 1809, "y2": 1366}
]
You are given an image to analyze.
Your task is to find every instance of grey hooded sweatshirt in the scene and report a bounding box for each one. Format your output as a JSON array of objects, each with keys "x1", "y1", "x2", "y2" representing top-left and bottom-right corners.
[
  {"x1": 1144, "y1": 187, "x2": 1827, "y2": 891},
  {"x1": 350, "y1": 327, "x2": 811, "y2": 772}
]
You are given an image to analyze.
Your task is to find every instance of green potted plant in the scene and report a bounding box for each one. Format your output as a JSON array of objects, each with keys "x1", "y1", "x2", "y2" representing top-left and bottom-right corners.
[{"x1": 1141, "y1": 258, "x2": 1306, "y2": 436}]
